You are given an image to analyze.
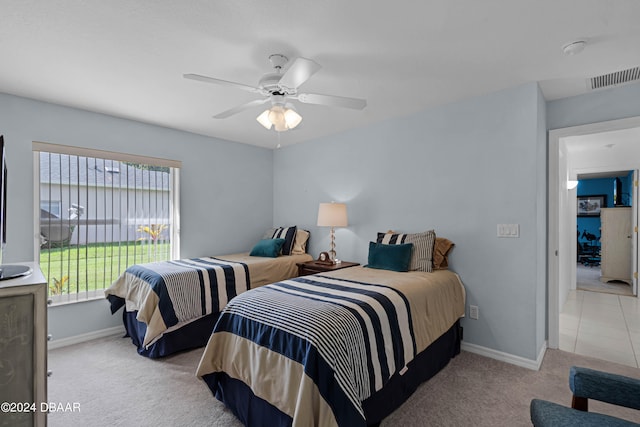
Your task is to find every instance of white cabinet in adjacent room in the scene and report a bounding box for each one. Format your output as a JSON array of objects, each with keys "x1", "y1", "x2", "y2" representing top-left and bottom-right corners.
[{"x1": 600, "y1": 207, "x2": 633, "y2": 285}]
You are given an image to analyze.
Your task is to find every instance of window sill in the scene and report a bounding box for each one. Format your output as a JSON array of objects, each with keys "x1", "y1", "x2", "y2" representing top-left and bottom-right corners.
[{"x1": 48, "y1": 290, "x2": 107, "y2": 306}]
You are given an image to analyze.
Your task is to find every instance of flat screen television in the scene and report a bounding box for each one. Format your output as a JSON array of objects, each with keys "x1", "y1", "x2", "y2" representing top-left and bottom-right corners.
[{"x1": 0, "y1": 135, "x2": 32, "y2": 280}]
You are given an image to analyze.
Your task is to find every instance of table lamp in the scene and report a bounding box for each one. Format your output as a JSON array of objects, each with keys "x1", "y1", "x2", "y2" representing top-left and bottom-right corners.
[{"x1": 317, "y1": 202, "x2": 348, "y2": 261}]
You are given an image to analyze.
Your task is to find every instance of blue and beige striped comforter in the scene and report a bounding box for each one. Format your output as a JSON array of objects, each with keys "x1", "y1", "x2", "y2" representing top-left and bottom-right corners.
[
  {"x1": 105, "y1": 253, "x2": 312, "y2": 348},
  {"x1": 196, "y1": 266, "x2": 465, "y2": 426},
  {"x1": 106, "y1": 257, "x2": 249, "y2": 348}
]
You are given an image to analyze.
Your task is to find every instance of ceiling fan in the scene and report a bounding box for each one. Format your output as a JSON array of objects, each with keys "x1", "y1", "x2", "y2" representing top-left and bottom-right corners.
[{"x1": 183, "y1": 54, "x2": 367, "y2": 131}]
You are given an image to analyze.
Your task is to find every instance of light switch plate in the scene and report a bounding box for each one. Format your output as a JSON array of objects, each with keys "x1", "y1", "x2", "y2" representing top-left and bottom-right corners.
[{"x1": 497, "y1": 224, "x2": 519, "y2": 238}]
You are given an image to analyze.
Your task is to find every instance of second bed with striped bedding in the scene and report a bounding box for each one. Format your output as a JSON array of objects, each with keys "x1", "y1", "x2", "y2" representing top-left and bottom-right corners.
[
  {"x1": 197, "y1": 266, "x2": 466, "y2": 426},
  {"x1": 106, "y1": 257, "x2": 249, "y2": 348}
]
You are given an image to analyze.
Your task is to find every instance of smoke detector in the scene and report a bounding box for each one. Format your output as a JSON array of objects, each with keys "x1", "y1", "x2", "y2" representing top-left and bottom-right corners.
[{"x1": 562, "y1": 40, "x2": 586, "y2": 56}]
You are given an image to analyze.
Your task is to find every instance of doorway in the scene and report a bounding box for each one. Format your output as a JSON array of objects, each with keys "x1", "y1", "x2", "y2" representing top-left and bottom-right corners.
[
  {"x1": 548, "y1": 116, "x2": 640, "y2": 350},
  {"x1": 576, "y1": 173, "x2": 634, "y2": 297}
]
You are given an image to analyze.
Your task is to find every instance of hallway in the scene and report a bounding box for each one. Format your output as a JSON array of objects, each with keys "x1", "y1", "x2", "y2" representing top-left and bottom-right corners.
[{"x1": 560, "y1": 289, "x2": 640, "y2": 367}]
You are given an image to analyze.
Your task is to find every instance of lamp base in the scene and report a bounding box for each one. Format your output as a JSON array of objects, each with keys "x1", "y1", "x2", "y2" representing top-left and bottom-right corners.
[{"x1": 329, "y1": 226, "x2": 337, "y2": 261}]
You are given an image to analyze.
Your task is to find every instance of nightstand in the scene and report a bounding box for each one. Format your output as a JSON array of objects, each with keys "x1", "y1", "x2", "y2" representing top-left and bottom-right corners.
[{"x1": 296, "y1": 260, "x2": 360, "y2": 276}]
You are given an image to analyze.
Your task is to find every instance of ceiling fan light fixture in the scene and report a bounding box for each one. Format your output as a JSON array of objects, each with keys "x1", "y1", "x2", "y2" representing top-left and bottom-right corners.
[
  {"x1": 273, "y1": 120, "x2": 288, "y2": 132},
  {"x1": 284, "y1": 106, "x2": 302, "y2": 129},
  {"x1": 256, "y1": 109, "x2": 273, "y2": 129},
  {"x1": 268, "y1": 105, "x2": 285, "y2": 124},
  {"x1": 256, "y1": 104, "x2": 302, "y2": 132}
]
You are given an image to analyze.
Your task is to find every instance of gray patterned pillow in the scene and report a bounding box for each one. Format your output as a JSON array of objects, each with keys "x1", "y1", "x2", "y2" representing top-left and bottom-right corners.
[{"x1": 376, "y1": 230, "x2": 436, "y2": 272}]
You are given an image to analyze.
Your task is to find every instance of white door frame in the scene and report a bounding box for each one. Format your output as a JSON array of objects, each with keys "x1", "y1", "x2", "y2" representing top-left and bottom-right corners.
[
  {"x1": 548, "y1": 116, "x2": 640, "y2": 349},
  {"x1": 633, "y1": 170, "x2": 638, "y2": 296}
]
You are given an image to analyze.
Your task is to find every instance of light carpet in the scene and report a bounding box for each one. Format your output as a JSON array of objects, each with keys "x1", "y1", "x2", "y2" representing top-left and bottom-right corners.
[{"x1": 48, "y1": 335, "x2": 640, "y2": 426}]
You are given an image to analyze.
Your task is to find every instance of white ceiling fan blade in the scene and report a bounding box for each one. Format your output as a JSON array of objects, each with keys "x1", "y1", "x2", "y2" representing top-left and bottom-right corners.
[
  {"x1": 278, "y1": 57, "x2": 321, "y2": 90},
  {"x1": 213, "y1": 98, "x2": 269, "y2": 119},
  {"x1": 183, "y1": 73, "x2": 263, "y2": 94},
  {"x1": 296, "y1": 92, "x2": 367, "y2": 110}
]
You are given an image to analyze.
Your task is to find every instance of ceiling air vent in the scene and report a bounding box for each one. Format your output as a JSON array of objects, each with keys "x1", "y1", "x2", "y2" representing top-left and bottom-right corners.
[{"x1": 590, "y1": 66, "x2": 640, "y2": 90}]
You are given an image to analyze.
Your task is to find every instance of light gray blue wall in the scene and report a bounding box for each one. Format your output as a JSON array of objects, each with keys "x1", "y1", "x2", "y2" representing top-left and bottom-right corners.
[
  {"x1": 274, "y1": 83, "x2": 546, "y2": 361},
  {"x1": 547, "y1": 82, "x2": 640, "y2": 130},
  {"x1": 0, "y1": 92, "x2": 273, "y2": 340},
  {"x1": 6, "y1": 78, "x2": 639, "y2": 354}
]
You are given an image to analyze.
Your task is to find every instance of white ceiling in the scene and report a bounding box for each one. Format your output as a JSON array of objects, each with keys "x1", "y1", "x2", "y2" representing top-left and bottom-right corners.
[
  {"x1": 565, "y1": 125, "x2": 640, "y2": 179},
  {"x1": 565, "y1": 127, "x2": 640, "y2": 154},
  {"x1": 2, "y1": 0, "x2": 639, "y2": 149}
]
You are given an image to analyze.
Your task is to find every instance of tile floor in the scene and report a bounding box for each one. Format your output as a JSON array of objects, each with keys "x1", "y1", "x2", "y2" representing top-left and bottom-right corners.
[{"x1": 560, "y1": 289, "x2": 640, "y2": 367}]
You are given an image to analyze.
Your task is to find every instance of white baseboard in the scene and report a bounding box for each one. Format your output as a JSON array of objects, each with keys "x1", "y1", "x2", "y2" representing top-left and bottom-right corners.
[
  {"x1": 49, "y1": 327, "x2": 551, "y2": 371},
  {"x1": 461, "y1": 340, "x2": 547, "y2": 371},
  {"x1": 48, "y1": 326, "x2": 125, "y2": 350}
]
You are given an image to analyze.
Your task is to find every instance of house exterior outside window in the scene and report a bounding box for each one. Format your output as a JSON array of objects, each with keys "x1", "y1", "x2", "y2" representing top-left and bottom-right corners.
[
  {"x1": 33, "y1": 142, "x2": 180, "y2": 304},
  {"x1": 40, "y1": 200, "x2": 61, "y2": 218}
]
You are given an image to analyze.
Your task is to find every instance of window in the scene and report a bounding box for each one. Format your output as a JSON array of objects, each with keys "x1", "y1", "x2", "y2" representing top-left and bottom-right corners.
[
  {"x1": 40, "y1": 200, "x2": 61, "y2": 218},
  {"x1": 33, "y1": 142, "x2": 181, "y2": 304}
]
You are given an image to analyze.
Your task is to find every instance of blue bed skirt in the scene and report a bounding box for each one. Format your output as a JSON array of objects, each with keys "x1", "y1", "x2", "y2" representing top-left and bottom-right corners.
[
  {"x1": 202, "y1": 319, "x2": 462, "y2": 426},
  {"x1": 112, "y1": 295, "x2": 219, "y2": 358}
]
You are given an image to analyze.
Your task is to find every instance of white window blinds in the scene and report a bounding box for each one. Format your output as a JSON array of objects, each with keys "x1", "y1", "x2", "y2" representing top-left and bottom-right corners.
[{"x1": 33, "y1": 142, "x2": 180, "y2": 304}]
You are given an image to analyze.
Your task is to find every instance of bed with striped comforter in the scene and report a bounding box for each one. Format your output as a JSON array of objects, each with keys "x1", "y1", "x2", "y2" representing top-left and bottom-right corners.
[
  {"x1": 196, "y1": 266, "x2": 465, "y2": 427},
  {"x1": 106, "y1": 257, "x2": 250, "y2": 348},
  {"x1": 105, "y1": 253, "x2": 313, "y2": 357}
]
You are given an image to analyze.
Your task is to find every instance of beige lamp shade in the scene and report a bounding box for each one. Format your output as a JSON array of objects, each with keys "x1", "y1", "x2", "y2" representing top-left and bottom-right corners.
[
  {"x1": 317, "y1": 202, "x2": 348, "y2": 261},
  {"x1": 317, "y1": 203, "x2": 348, "y2": 227}
]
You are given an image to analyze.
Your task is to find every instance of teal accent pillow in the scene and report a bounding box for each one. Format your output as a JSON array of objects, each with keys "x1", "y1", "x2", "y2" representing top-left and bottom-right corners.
[
  {"x1": 367, "y1": 241, "x2": 413, "y2": 272},
  {"x1": 250, "y1": 238, "x2": 285, "y2": 258}
]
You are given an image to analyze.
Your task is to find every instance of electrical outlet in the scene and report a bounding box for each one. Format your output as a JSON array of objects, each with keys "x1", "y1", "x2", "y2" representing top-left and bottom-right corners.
[{"x1": 469, "y1": 305, "x2": 479, "y2": 320}]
